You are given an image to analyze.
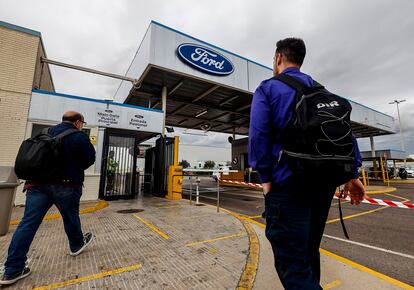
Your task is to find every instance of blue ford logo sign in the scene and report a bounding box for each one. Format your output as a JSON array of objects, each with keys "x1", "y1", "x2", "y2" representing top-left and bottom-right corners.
[{"x1": 177, "y1": 43, "x2": 234, "y2": 76}]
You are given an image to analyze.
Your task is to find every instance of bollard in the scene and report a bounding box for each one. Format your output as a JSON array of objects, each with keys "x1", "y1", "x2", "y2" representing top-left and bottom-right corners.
[
  {"x1": 189, "y1": 176, "x2": 193, "y2": 205},
  {"x1": 216, "y1": 177, "x2": 220, "y2": 212},
  {"x1": 137, "y1": 173, "x2": 141, "y2": 197},
  {"x1": 196, "y1": 177, "x2": 200, "y2": 205}
]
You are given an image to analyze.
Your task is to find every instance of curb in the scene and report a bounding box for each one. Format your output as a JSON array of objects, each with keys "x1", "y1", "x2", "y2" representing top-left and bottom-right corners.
[
  {"x1": 364, "y1": 187, "x2": 397, "y2": 195},
  {"x1": 219, "y1": 208, "x2": 260, "y2": 290}
]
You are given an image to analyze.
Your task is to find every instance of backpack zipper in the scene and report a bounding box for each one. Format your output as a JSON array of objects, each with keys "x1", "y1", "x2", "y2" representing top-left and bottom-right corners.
[{"x1": 282, "y1": 150, "x2": 354, "y2": 161}]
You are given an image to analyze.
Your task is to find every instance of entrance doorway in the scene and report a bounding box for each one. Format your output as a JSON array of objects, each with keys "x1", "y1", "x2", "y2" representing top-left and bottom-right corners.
[
  {"x1": 99, "y1": 129, "x2": 139, "y2": 200},
  {"x1": 143, "y1": 136, "x2": 175, "y2": 197}
]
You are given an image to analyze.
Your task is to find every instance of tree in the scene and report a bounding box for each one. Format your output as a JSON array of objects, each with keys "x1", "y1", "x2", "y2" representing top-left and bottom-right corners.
[
  {"x1": 178, "y1": 160, "x2": 190, "y2": 169},
  {"x1": 204, "y1": 160, "x2": 215, "y2": 169}
]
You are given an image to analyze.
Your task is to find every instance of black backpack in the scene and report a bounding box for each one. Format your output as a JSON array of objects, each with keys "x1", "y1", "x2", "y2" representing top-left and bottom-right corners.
[
  {"x1": 274, "y1": 74, "x2": 355, "y2": 187},
  {"x1": 14, "y1": 128, "x2": 80, "y2": 182}
]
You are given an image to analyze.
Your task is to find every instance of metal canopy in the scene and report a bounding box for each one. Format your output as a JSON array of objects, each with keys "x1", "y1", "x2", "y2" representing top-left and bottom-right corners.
[
  {"x1": 124, "y1": 65, "x2": 394, "y2": 138},
  {"x1": 112, "y1": 21, "x2": 395, "y2": 139},
  {"x1": 126, "y1": 66, "x2": 252, "y2": 135}
]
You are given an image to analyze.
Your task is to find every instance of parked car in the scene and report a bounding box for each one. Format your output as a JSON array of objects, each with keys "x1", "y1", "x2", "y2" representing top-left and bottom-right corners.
[{"x1": 405, "y1": 166, "x2": 414, "y2": 178}]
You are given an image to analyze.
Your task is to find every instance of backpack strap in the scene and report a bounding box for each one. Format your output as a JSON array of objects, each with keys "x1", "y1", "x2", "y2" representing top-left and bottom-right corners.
[
  {"x1": 55, "y1": 128, "x2": 81, "y2": 141},
  {"x1": 272, "y1": 74, "x2": 310, "y2": 106},
  {"x1": 273, "y1": 74, "x2": 325, "y2": 94},
  {"x1": 272, "y1": 74, "x2": 307, "y2": 93},
  {"x1": 41, "y1": 127, "x2": 51, "y2": 135}
]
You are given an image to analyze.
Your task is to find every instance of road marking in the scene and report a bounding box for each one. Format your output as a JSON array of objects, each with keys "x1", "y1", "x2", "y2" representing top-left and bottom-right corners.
[
  {"x1": 247, "y1": 215, "x2": 262, "y2": 219},
  {"x1": 384, "y1": 193, "x2": 409, "y2": 201},
  {"x1": 240, "y1": 216, "x2": 265, "y2": 228},
  {"x1": 10, "y1": 201, "x2": 109, "y2": 226},
  {"x1": 32, "y1": 264, "x2": 142, "y2": 290},
  {"x1": 362, "y1": 187, "x2": 397, "y2": 194},
  {"x1": 210, "y1": 207, "x2": 259, "y2": 290},
  {"x1": 323, "y1": 234, "x2": 414, "y2": 260},
  {"x1": 185, "y1": 232, "x2": 245, "y2": 247},
  {"x1": 132, "y1": 214, "x2": 169, "y2": 239},
  {"x1": 322, "y1": 279, "x2": 342, "y2": 289},
  {"x1": 320, "y1": 248, "x2": 414, "y2": 289},
  {"x1": 236, "y1": 220, "x2": 260, "y2": 290},
  {"x1": 325, "y1": 206, "x2": 389, "y2": 224},
  {"x1": 223, "y1": 210, "x2": 413, "y2": 289}
]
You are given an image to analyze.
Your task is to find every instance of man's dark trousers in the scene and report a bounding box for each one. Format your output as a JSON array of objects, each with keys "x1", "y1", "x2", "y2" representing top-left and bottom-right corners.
[
  {"x1": 264, "y1": 178, "x2": 335, "y2": 290},
  {"x1": 4, "y1": 185, "x2": 84, "y2": 277}
]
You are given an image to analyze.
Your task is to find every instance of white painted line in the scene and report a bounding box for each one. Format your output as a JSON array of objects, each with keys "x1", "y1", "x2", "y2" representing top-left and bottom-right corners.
[{"x1": 323, "y1": 234, "x2": 414, "y2": 260}]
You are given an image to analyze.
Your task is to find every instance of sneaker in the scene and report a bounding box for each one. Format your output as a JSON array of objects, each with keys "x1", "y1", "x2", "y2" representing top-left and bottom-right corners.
[
  {"x1": 70, "y1": 232, "x2": 93, "y2": 256},
  {"x1": 0, "y1": 267, "x2": 31, "y2": 285}
]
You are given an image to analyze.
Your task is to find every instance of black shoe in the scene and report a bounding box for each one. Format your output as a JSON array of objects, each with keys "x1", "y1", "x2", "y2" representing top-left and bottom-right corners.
[
  {"x1": 70, "y1": 232, "x2": 93, "y2": 256},
  {"x1": 0, "y1": 267, "x2": 31, "y2": 285}
]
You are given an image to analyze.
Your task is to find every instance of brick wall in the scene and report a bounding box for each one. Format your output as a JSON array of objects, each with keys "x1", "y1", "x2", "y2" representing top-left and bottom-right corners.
[
  {"x1": 33, "y1": 40, "x2": 55, "y2": 91},
  {"x1": 0, "y1": 26, "x2": 40, "y2": 166}
]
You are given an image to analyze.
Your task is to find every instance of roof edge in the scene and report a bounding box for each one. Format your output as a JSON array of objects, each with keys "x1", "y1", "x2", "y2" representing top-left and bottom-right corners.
[
  {"x1": 150, "y1": 20, "x2": 273, "y2": 71},
  {"x1": 0, "y1": 20, "x2": 41, "y2": 37},
  {"x1": 32, "y1": 89, "x2": 163, "y2": 113}
]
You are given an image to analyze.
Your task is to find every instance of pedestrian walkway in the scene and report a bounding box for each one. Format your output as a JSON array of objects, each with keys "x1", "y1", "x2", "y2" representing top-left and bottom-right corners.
[
  {"x1": 1, "y1": 197, "x2": 248, "y2": 289},
  {"x1": 1, "y1": 196, "x2": 412, "y2": 289}
]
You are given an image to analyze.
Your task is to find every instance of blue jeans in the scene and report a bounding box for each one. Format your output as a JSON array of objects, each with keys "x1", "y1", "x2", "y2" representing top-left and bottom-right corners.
[
  {"x1": 4, "y1": 185, "x2": 84, "y2": 276},
  {"x1": 264, "y1": 178, "x2": 335, "y2": 290}
]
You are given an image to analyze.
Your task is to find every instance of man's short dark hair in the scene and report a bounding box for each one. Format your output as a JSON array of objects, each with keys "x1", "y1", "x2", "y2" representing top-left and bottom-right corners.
[
  {"x1": 62, "y1": 113, "x2": 83, "y2": 123},
  {"x1": 276, "y1": 38, "x2": 306, "y2": 66}
]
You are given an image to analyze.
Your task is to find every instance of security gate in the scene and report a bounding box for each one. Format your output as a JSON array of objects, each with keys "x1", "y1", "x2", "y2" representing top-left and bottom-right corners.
[
  {"x1": 144, "y1": 136, "x2": 175, "y2": 196},
  {"x1": 99, "y1": 129, "x2": 138, "y2": 200}
]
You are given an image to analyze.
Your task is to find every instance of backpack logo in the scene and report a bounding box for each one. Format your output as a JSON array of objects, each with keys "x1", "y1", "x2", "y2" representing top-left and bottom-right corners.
[{"x1": 316, "y1": 101, "x2": 340, "y2": 109}]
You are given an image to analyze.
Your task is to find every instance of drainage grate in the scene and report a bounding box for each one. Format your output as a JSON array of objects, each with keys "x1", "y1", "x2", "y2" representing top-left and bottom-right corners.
[
  {"x1": 195, "y1": 203, "x2": 206, "y2": 206},
  {"x1": 117, "y1": 209, "x2": 144, "y2": 214}
]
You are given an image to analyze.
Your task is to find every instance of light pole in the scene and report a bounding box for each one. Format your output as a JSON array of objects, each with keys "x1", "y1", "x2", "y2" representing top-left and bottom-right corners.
[{"x1": 389, "y1": 99, "x2": 406, "y2": 166}]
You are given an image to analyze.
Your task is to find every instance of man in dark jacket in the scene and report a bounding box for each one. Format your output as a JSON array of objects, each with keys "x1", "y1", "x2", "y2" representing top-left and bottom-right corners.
[
  {"x1": 248, "y1": 38, "x2": 365, "y2": 289},
  {"x1": 1, "y1": 111, "x2": 96, "y2": 286}
]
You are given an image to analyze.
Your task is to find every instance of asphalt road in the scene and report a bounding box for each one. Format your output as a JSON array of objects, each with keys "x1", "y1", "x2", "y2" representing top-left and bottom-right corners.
[{"x1": 182, "y1": 177, "x2": 414, "y2": 286}]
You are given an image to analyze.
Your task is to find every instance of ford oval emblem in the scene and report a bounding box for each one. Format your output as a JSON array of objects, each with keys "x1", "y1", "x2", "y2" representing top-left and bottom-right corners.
[{"x1": 177, "y1": 43, "x2": 234, "y2": 76}]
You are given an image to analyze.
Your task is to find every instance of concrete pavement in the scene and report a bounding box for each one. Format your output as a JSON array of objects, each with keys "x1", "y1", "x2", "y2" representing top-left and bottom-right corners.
[
  {"x1": 1, "y1": 195, "x2": 412, "y2": 289},
  {"x1": 251, "y1": 223, "x2": 408, "y2": 290}
]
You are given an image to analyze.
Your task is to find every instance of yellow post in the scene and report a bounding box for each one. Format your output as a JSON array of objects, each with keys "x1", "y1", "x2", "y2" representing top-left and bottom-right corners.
[
  {"x1": 361, "y1": 167, "x2": 367, "y2": 187},
  {"x1": 380, "y1": 156, "x2": 386, "y2": 184},
  {"x1": 386, "y1": 170, "x2": 390, "y2": 187},
  {"x1": 174, "y1": 136, "x2": 179, "y2": 166},
  {"x1": 167, "y1": 165, "x2": 182, "y2": 200},
  {"x1": 166, "y1": 136, "x2": 182, "y2": 200}
]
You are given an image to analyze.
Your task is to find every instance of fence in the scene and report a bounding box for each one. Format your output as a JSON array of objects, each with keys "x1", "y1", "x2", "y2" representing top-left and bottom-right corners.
[{"x1": 172, "y1": 168, "x2": 238, "y2": 212}]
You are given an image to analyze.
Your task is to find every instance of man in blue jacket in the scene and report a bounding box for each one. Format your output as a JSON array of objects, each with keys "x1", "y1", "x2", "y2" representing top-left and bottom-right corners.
[
  {"x1": 248, "y1": 38, "x2": 365, "y2": 289},
  {"x1": 1, "y1": 111, "x2": 96, "y2": 286}
]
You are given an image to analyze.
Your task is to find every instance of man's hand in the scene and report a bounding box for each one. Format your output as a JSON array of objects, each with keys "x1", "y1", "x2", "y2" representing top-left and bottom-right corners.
[
  {"x1": 343, "y1": 178, "x2": 366, "y2": 205},
  {"x1": 262, "y1": 182, "x2": 272, "y2": 195}
]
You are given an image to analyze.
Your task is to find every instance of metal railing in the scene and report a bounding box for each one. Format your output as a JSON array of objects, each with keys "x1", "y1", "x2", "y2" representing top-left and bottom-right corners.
[{"x1": 172, "y1": 168, "x2": 238, "y2": 212}]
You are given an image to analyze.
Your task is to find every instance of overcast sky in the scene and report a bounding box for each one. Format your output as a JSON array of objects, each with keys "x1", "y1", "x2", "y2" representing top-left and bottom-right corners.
[{"x1": 1, "y1": 0, "x2": 413, "y2": 154}]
